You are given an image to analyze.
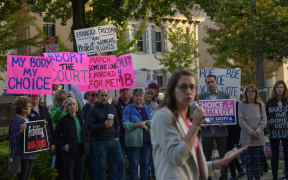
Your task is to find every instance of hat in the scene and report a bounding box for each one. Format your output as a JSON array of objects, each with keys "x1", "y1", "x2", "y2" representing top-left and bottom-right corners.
[{"x1": 148, "y1": 82, "x2": 160, "y2": 89}]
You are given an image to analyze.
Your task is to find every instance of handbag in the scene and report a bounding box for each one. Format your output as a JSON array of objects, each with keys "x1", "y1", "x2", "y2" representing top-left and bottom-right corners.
[{"x1": 8, "y1": 144, "x2": 21, "y2": 173}]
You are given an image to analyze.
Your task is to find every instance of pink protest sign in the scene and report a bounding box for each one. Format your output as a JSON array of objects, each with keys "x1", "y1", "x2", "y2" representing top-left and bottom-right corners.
[
  {"x1": 78, "y1": 55, "x2": 118, "y2": 91},
  {"x1": 43, "y1": 52, "x2": 89, "y2": 85},
  {"x1": 6, "y1": 55, "x2": 53, "y2": 95},
  {"x1": 78, "y1": 55, "x2": 135, "y2": 92},
  {"x1": 199, "y1": 99, "x2": 236, "y2": 125},
  {"x1": 115, "y1": 55, "x2": 135, "y2": 89}
]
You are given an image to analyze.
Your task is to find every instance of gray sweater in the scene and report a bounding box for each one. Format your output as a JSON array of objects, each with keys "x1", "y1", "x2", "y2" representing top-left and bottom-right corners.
[{"x1": 238, "y1": 101, "x2": 267, "y2": 146}]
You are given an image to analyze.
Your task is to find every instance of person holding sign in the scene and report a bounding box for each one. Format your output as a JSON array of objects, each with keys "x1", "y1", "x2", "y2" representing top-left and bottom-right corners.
[
  {"x1": 54, "y1": 97, "x2": 89, "y2": 180},
  {"x1": 266, "y1": 80, "x2": 288, "y2": 180},
  {"x1": 238, "y1": 84, "x2": 267, "y2": 180},
  {"x1": 199, "y1": 74, "x2": 230, "y2": 180},
  {"x1": 9, "y1": 96, "x2": 36, "y2": 180},
  {"x1": 151, "y1": 70, "x2": 247, "y2": 180}
]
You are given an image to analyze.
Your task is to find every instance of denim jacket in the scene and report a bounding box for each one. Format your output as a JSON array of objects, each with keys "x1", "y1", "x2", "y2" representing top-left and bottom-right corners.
[{"x1": 122, "y1": 104, "x2": 152, "y2": 147}]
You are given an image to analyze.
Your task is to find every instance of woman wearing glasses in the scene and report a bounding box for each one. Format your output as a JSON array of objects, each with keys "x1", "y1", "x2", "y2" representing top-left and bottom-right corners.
[
  {"x1": 151, "y1": 70, "x2": 247, "y2": 180},
  {"x1": 123, "y1": 88, "x2": 153, "y2": 180},
  {"x1": 238, "y1": 84, "x2": 267, "y2": 180},
  {"x1": 9, "y1": 96, "x2": 35, "y2": 180},
  {"x1": 266, "y1": 80, "x2": 288, "y2": 180}
]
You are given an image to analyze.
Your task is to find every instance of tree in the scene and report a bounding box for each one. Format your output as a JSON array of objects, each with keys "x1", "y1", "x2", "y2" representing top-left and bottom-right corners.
[
  {"x1": 155, "y1": 26, "x2": 200, "y2": 73},
  {"x1": 25, "y1": 0, "x2": 198, "y2": 51},
  {"x1": 0, "y1": 8, "x2": 45, "y2": 74},
  {"x1": 195, "y1": 0, "x2": 288, "y2": 100}
]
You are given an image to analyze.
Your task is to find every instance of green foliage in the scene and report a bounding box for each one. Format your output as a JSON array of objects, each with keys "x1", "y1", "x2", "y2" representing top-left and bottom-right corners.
[
  {"x1": 155, "y1": 25, "x2": 200, "y2": 73},
  {"x1": 0, "y1": 127, "x2": 9, "y2": 142},
  {"x1": 0, "y1": 140, "x2": 58, "y2": 180},
  {"x1": 195, "y1": 0, "x2": 288, "y2": 85},
  {"x1": 0, "y1": 8, "x2": 45, "y2": 73}
]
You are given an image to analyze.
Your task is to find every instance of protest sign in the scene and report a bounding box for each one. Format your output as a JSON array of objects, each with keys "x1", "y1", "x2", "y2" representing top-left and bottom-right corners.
[
  {"x1": 24, "y1": 120, "x2": 50, "y2": 154},
  {"x1": 44, "y1": 52, "x2": 89, "y2": 85},
  {"x1": 78, "y1": 55, "x2": 118, "y2": 91},
  {"x1": 134, "y1": 70, "x2": 148, "y2": 91},
  {"x1": 198, "y1": 68, "x2": 241, "y2": 100},
  {"x1": 78, "y1": 55, "x2": 135, "y2": 91},
  {"x1": 199, "y1": 99, "x2": 236, "y2": 125},
  {"x1": 267, "y1": 104, "x2": 288, "y2": 139},
  {"x1": 74, "y1": 24, "x2": 118, "y2": 55},
  {"x1": 6, "y1": 55, "x2": 53, "y2": 95},
  {"x1": 45, "y1": 37, "x2": 59, "y2": 53}
]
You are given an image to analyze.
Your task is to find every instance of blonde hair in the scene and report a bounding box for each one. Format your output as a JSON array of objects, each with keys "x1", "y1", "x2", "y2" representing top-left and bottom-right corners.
[
  {"x1": 63, "y1": 97, "x2": 78, "y2": 113},
  {"x1": 242, "y1": 84, "x2": 261, "y2": 104}
]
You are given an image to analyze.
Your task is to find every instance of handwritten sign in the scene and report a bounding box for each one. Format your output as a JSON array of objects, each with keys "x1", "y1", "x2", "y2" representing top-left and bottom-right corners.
[
  {"x1": 199, "y1": 68, "x2": 241, "y2": 100},
  {"x1": 78, "y1": 55, "x2": 135, "y2": 91},
  {"x1": 44, "y1": 52, "x2": 89, "y2": 85},
  {"x1": 74, "y1": 24, "x2": 118, "y2": 55},
  {"x1": 6, "y1": 55, "x2": 53, "y2": 95},
  {"x1": 199, "y1": 99, "x2": 236, "y2": 125},
  {"x1": 267, "y1": 104, "x2": 288, "y2": 139},
  {"x1": 78, "y1": 55, "x2": 118, "y2": 91},
  {"x1": 24, "y1": 120, "x2": 49, "y2": 154}
]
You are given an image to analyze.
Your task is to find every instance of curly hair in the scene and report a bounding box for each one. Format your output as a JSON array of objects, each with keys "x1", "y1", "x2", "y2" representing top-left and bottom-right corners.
[
  {"x1": 242, "y1": 84, "x2": 261, "y2": 104},
  {"x1": 14, "y1": 96, "x2": 31, "y2": 114},
  {"x1": 158, "y1": 70, "x2": 198, "y2": 126},
  {"x1": 271, "y1": 80, "x2": 288, "y2": 100}
]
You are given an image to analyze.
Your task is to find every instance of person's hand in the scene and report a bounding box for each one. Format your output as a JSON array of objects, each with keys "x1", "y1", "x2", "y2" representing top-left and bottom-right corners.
[
  {"x1": 44, "y1": 120, "x2": 48, "y2": 126},
  {"x1": 50, "y1": 144, "x2": 55, "y2": 152},
  {"x1": 218, "y1": 124, "x2": 225, "y2": 128},
  {"x1": 63, "y1": 144, "x2": 69, "y2": 152},
  {"x1": 112, "y1": 96, "x2": 118, "y2": 105},
  {"x1": 137, "y1": 121, "x2": 147, "y2": 128},
  {"x1": 142, "y1": 125, "x2": 149, "y2": 132},
  {"x1": 213, "y1": 146, "x2": 248, "y2": 169},
  {"x1": 105, "y1": 120, "x2": 113, "y2": 128},
  {"x1": 251, "y1": 131, "x2": 259, "y2": 140},
  {"x1": 191, "y1": 107, "x2": 206, "y2": 127},
  {"x1": 20, "y1": 123, "x2": 27, "y2": 133}
]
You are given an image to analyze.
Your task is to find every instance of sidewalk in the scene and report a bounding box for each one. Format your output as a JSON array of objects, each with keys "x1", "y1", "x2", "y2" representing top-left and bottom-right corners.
[{"x1": 213, "y1": 169, "x2": 283, "y2": 180}]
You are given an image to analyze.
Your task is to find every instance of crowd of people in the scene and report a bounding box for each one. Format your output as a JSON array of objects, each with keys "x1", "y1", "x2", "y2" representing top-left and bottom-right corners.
[{"x1": 8, "y1": 70, "x2": 288, "y2": 180}]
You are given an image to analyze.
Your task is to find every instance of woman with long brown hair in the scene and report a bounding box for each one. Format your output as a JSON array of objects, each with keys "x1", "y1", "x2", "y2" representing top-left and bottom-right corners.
[
  {"x1": 238, "y1": 84, "x2": 267, "y2": 180},
  {"x1": 266, "y1": 80, "x2": 288, "y2": 180},
  {"x1": 151, "y1": 70, "x2": 247, "y2": 180}
]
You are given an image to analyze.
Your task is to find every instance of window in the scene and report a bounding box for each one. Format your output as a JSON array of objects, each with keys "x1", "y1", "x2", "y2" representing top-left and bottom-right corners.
[
  {"x1": 157, "y1": 76, "x2": 163, "y2": 87},
  {"x1": 156, "y1": 32, "x2": 162, "y2": 52},
  {"x1": 43, "y1": 24, "x2": 55, "y2": 37},
  {"x1": 136, "y1": 35, "x2": 143, "y2": 51},
  {"x1": 133, "y1": 28, "x2": 146, "y2": 52}
]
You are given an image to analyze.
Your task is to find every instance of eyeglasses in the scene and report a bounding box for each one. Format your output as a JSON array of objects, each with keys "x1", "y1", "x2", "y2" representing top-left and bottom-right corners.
[
  {"x1": 177, "y1": 84, "x2": 197, "y2": 91},
  {"x1": 101, "y1": 94, "x2": 109, "y2": 97}
]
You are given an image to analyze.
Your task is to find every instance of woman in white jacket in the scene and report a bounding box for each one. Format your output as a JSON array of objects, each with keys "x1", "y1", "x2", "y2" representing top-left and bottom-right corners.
[{"x1": 151, "y1": 70, "x2": 247, "y2": 180}]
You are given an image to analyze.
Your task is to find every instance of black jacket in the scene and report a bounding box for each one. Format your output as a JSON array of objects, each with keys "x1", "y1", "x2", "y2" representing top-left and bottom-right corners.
[
  {"x1": 27, "y1": 105, "x2": 55, "y2": 146},
  {"x1": 87, "y1": 102, "x2": 120, "y2": 140},
  {"x1": 55, "y1": 112, "x2": 89, "y2": 155}
]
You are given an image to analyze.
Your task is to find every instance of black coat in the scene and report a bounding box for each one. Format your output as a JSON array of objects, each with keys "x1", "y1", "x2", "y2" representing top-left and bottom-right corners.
[
  {"x1": 87, "y1": 102, "x2": 120, "y2": 140},
  {"x1": 55, "y1": 112, "x2": 89, "y2": 155},
  {"x1": 27, "y1": 105, "x2": 55, "y2": 145}
]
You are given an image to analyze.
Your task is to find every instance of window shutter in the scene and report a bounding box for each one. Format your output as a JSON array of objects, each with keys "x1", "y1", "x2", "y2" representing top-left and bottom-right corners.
[
  {"x1": 151, "y1": 29, "x2": 156, "y2": 53},
  {"x1": 142, "y1": 29, "x2": 147, "y2": 53},
  {"x1": 161, "y1": 30, "x2": 165, "y2": 52}
]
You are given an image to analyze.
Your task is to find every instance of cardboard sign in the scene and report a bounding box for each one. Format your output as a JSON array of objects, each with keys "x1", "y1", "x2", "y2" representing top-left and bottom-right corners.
[
  {"x1": 199, "y1": 99, "x2": 236, "y2": 125},
  {"x1": 199, "y1": 68, "x2": 241, "y2": 100},
  {"x1": 134, "y1": 70, "x2": 148, "y2": 91},
  {"x1": 78, "y1": 55, "x2": 118, "y2": 91},
  {"x1": 78, "y1": 55, "x2": 135, "y2": 91},
  {"x1": 44, "y1": 52, "x2": 89, "y2": 85},
  {"x1": 74, "y1": 24, "x2": 118, "y2": 55},
  {"x1": 45, "y1": 37, "x2": 59, "y2": 53},
  {"x1": 24, "y1": 120, "x2": 50, "y2": 154},
  {"x1": 267, "y1": 104, "x2": 288, "y2": 139},
  {"x1": 6, "y1": 55, "x2": 53, "y2": 95}
]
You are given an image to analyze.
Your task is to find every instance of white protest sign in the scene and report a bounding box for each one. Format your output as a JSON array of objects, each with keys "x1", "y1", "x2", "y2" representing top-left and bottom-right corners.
[
  {"x1": 134, "y1": 70, "x2": 147, "y2": 91},
  {"x1": 198, "y1": 68, "x2": 241, "y2": 100},
  {"x1": 74, "y1": 24, "x2": 118, "y2": 55}
]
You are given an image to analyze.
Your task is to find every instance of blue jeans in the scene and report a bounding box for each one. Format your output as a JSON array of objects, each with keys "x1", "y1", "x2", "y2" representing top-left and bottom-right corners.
[
  {"x1": 91, "y1": 139, "x2": 125, "y2": 180},
  {"x1": 127, "y1": 142, "x2": 152, "y2": 180}
]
